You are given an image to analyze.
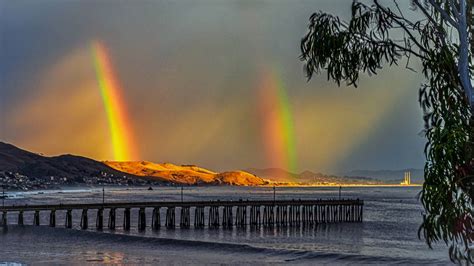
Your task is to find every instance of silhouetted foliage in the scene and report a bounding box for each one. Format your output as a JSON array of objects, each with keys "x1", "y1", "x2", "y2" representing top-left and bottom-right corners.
[{"x1": 301, "y1": 0, "x2": 473, "y2": 262}]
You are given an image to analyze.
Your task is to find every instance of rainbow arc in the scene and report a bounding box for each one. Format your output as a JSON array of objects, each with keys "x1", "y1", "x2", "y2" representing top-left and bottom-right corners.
[
  {"x1": 258, "y1": 68, "x2": 297, "y2": 174},
  {"x1": 91, "y1": 40, "x2": 138, "y2": 161}
]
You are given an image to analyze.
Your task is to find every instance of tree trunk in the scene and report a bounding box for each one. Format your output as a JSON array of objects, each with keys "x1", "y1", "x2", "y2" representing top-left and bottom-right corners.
[
  {"x1": 469, "y1": 0, "x2": 474, "y2": 56},
  {"x1": 466, "y1": 1, "x2": 474, "y2": 110},
  {"x1": 469, "y1": 115, "x2": 474, "y2": 201},
  {"x1": 458, "y1": 0, "x2": 474, "y2": 109}
]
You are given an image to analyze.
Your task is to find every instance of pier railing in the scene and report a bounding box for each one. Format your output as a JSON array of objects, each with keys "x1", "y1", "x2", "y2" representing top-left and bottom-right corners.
[{"x1": 0, "y1": 199, "x2": 363, "y2": 230}]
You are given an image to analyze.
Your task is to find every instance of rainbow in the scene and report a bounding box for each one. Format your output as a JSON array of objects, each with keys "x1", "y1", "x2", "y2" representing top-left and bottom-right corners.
[
  {"x1": 258, "y1": 68, "x2": 297, "y2": 174},
  {"x1": 91, "y1": 40, "x2": 138, "y2": 161}
]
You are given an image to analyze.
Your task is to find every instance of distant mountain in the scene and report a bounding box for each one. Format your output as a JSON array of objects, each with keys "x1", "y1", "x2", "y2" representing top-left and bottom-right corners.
[
  {"x1": 341, "y1": 168, "x2": 424, "y2": 184},
  {"x1": 244, "y1": 168, "x2": 298, "y2": 182},
  {"x1": 245, "y1": 168, "x2": 379, "y2": 185},
  {"x1": 0, "y1": 142, "x2": 134, "y2": 181}
]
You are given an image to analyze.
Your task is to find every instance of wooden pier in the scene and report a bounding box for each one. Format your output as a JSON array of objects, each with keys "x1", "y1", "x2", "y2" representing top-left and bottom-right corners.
[{"x1": 0, "y1": 199, "x2": 363, "y2": 230}]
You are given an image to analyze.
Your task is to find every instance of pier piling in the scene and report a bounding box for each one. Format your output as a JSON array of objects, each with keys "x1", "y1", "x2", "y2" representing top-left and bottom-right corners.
[
  {"x1": 152, "y1": 207, "x2": 160, "y2": 230},
  {"x1": 235, "y1": 205, "x2": 246, "y2": 229},
  {"x1": 96, "y1": 208, "x2": 104, "y2": 230},
  {"x1": 1, "y1": 211, "x2": 7, "y2": 228},
  {"x1": 123, "y1": 208, "x2": 131, "y2": 230},
  {"x1": 262, "y1": 205, "x2": 274, "y2": 228},
  {"x1": 65, "y1": 209, "x2": 72, "y2": 228},
  {"x1": 80, "y1": 209, "x2": 88, "y2": 230},
  {"x1": 108, "y1": 208, "x2": 116, "y2": 230},
  {"x1": 165, "y1": 207, "x2": 175, "y2": 229},
  {"x1": 222, "y1": 206, "x2": 233, "y2": 229},
  {"x1": 49, "y1": 210, "x2": 56, "y2": 227},
  {"x1": 194, "y1": 206, "x2": 205, "y2": 229},
  {"x1": 33, "y1": 210, "x2": 40, "y2": 226},
  {"x1": 138, "y1": 207, "x2": 146, "y2": 231},
  {"x1": 18, "y1": 211, "x2": 24, "y2": 226},
  {"x1": 208, "y1": 206, "x2": 220, "y2": 229},
  {"x1": 180, "y1": 206, "x2": 190, "y2": 229}
]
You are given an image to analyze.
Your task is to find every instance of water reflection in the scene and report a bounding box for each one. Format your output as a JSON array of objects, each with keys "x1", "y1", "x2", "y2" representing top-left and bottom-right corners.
[{"x1": 79, "y1": 251, "x2": 126, "y2": 264}]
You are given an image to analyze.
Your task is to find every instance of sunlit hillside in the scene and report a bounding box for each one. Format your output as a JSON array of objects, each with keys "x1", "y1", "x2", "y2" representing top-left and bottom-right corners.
[{"x1": 104, "y1": 161, "x2": 267, "y2": 186}]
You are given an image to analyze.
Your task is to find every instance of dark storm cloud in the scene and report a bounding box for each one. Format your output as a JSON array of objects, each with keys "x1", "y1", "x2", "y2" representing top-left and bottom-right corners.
[{"x1": 1, "y1": 0, "x2": 425, "y2": 173}]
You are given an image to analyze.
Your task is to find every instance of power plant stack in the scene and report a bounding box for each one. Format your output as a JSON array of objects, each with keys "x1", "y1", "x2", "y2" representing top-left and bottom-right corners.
[{"x1": 401, "y1": 171, "x2": 411, "y2": 185}]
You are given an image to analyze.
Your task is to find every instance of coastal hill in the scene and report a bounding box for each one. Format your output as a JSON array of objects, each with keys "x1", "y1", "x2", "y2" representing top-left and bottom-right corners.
[
  {"x1": 0, "y1": 142, "x2": 134, "y2": 181},
  {"x1": 0, "y1": 142, "x2": 267, "y2": 188},
  {"x1": 104, "y1": 161, "x2": 266, "y2": 186}
]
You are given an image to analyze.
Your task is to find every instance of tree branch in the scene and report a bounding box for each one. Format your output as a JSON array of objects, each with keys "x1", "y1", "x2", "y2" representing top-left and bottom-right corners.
[
  {"x1": 354, "y1": 31, "x2": 429, "y2": 60},
  {"x1": 448, "y1": 0, "x2": 460, "y2": 19},
  {"x1": 374, "y1": 0, "x2": 430, "y2": 54},
  {"x1": 428, "y1": 0, "x2": 459, "y2": 27},
  {"x1": 413, "y1": 0, "x2": 440, "y2": 27},
  {"x1": 412, "y1": 0, "x2": 448, "y2": 47}
]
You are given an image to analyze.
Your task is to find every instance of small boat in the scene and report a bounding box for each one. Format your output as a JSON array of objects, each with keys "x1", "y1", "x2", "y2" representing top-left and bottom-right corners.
[{"x1": 148, "y1": 186, "x2": 153, "y2": 191}]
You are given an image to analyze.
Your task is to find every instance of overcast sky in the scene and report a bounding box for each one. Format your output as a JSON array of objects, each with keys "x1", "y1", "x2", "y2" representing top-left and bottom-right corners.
[{"x1": 0, "y1": 0, "x2": 426, "y2": 173}]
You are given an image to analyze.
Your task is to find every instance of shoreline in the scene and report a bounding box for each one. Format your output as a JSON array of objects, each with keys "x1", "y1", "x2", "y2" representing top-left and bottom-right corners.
[{"x1": 2, "y1": 183, "x2": 422, "y2": 194}]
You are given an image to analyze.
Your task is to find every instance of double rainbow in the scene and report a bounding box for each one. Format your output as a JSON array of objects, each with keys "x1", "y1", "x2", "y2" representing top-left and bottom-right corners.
[
  {"x1": 90, "y1": 40, "x2": 296, "y2": 170},
  {"x1": 91, "y1": 40, "x2": 138, "y2": 161}
]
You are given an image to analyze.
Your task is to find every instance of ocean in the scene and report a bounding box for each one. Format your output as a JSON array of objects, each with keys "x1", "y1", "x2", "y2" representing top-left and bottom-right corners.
[{"x1": 0, "y1": 186, "x2": 451, "y2": 265}]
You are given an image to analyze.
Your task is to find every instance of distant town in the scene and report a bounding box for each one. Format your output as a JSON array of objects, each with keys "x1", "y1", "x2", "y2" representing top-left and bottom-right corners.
[{"x1": 0, "y1": 171, "x2": 160, "y2": 191}]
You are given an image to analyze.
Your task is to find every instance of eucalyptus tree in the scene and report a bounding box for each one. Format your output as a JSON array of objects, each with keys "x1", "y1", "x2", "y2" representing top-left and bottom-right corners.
[{"x1": 300, "y1": 0, "x2": 473, "y2": 262}]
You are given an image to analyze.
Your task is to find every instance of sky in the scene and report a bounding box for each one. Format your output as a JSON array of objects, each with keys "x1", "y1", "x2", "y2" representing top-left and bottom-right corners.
[{"x1": 0, "y1": 0, "x2": 426, "y2": 174}]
